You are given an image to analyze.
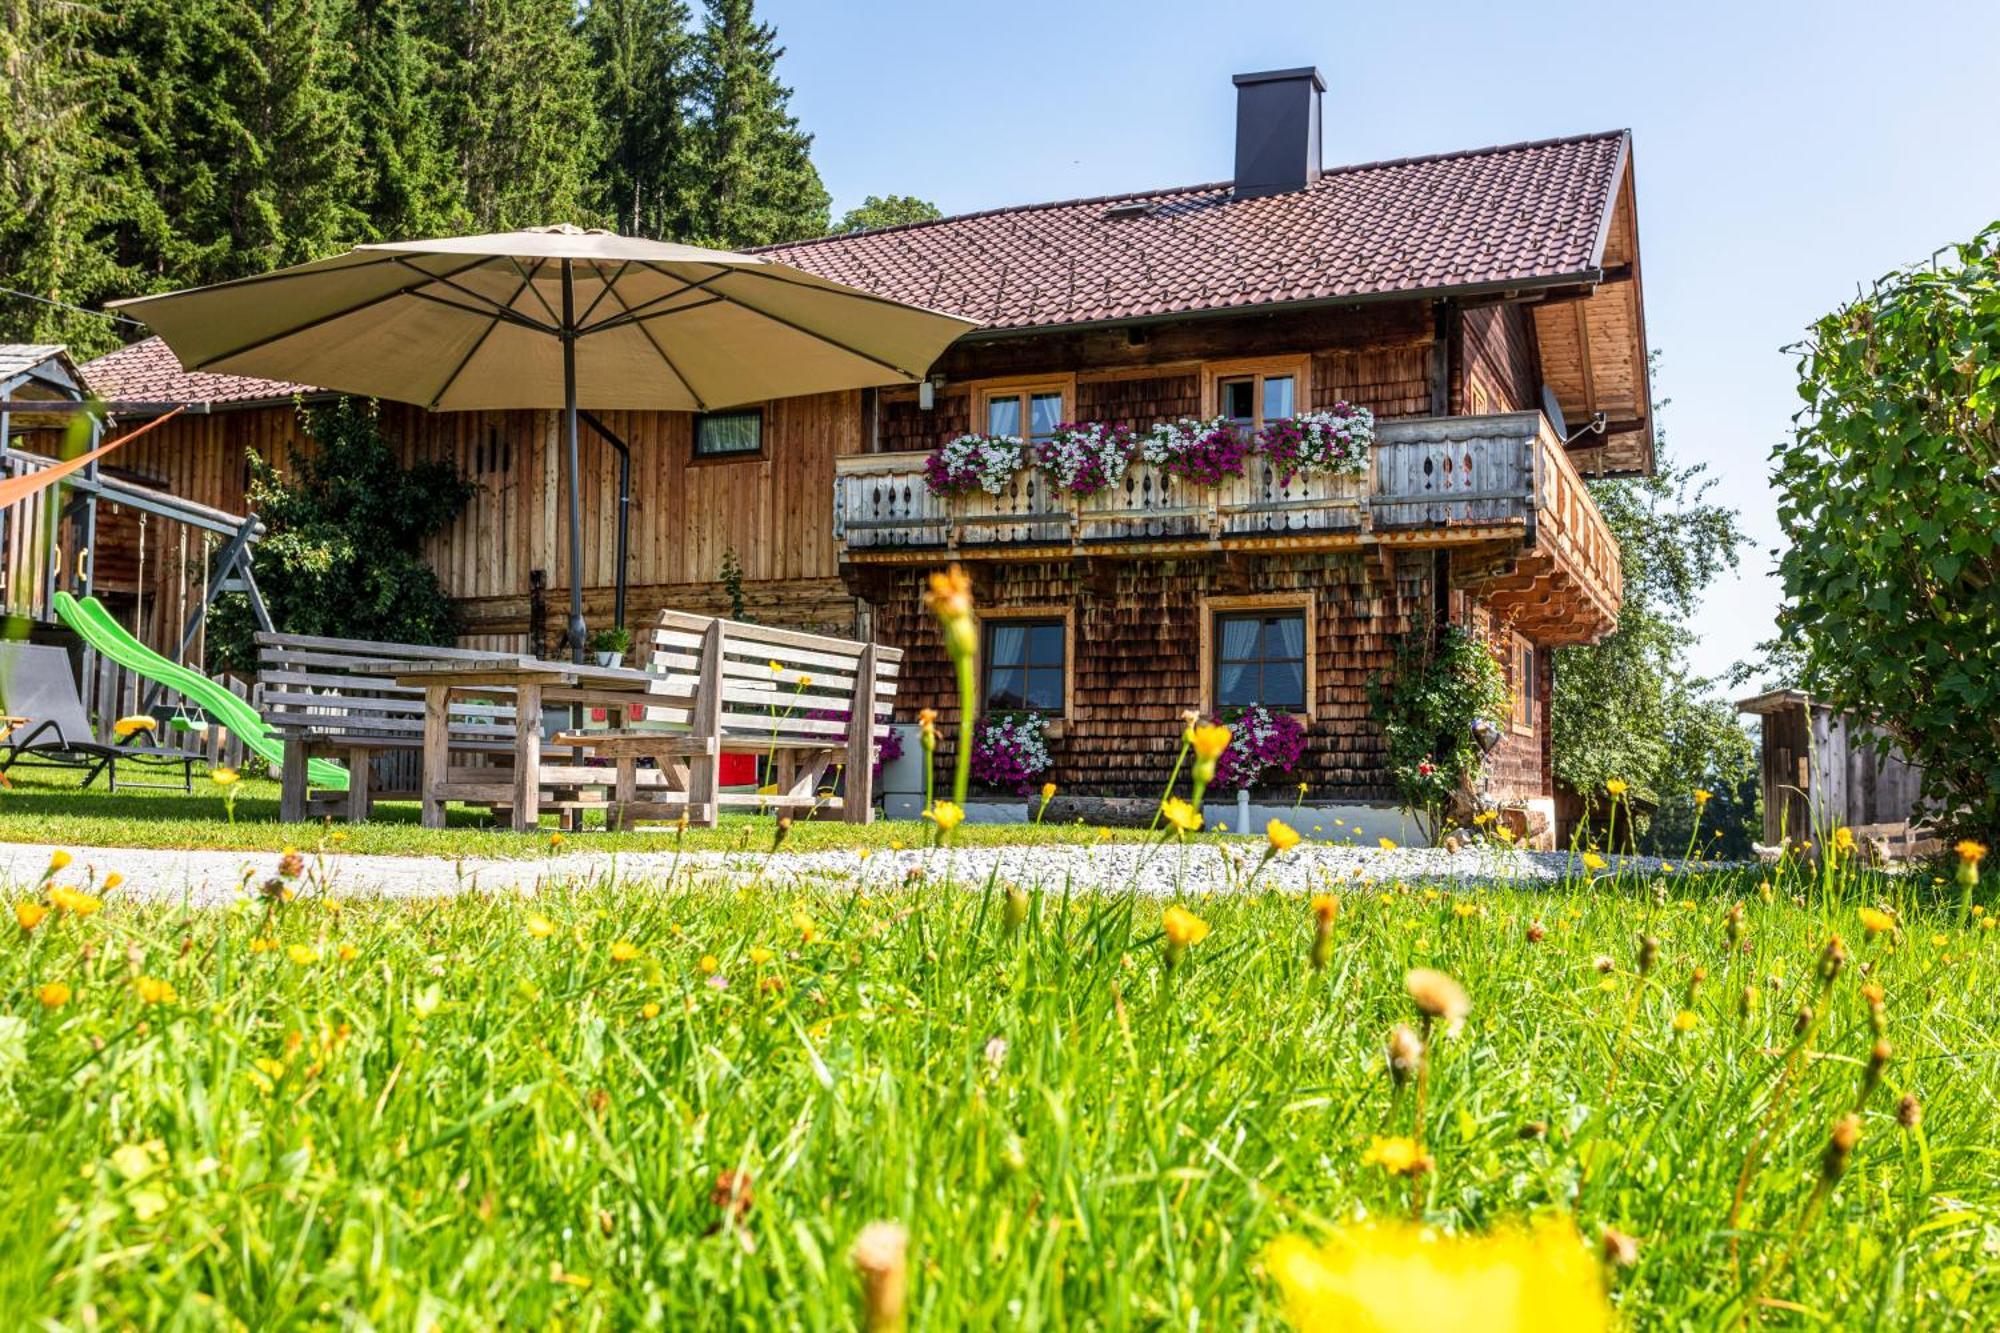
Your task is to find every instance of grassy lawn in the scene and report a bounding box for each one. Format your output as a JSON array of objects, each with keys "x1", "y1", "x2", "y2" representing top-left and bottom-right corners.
[
  {"x1": 1, "y1": 851, "x2": 1993, "y2": 1325},
  {"x1": 0, "y1": 767, "x2": 1156, "y2": 857}
]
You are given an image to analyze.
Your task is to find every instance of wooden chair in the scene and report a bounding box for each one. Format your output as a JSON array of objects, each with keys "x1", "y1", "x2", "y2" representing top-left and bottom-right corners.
[{"x1": 557, "y1": 610, "x2": 901, "y2": 829}]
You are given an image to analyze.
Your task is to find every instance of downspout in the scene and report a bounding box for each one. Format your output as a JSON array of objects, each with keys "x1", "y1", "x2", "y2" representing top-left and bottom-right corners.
[{"x1": 578, "y1": 410, "x2": 632, "y2": 632}]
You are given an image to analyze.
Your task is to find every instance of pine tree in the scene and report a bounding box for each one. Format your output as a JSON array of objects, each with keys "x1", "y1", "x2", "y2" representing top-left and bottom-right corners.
[
  {"x1": 584, "y1": 0, "x2": 695, "y2": 239},
  {"x1": 99, "y1": 0, "x2": 361, "y2": 289},
  {"x1": 682, "y1": 0, "x2": 829, "y2": 248},
  {"x1": 431, "y1": 0, "x2": 604, "y2": 232},
  {"x1": 348, "y1": 0, "x2": 467, "y2": 241},
  {"x1": 0, "y1": 0, "x2": 138, "y2": 356}
]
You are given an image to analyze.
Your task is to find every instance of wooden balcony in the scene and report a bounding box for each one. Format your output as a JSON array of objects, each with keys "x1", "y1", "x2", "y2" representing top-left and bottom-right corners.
[{"x1": 834, "y1": 412, "x2": 1623, "y2": 639}]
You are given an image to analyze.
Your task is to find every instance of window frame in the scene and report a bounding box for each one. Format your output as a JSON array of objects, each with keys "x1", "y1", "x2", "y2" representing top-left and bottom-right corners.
[
  {"x1": 1200, "y1": 355, "x2": 1311, "y2": 436},
  {"x1": 971, "y1": 375, "x2": 1075, "y2": 452},
  {"x1": 689, "y1": 406, "x2": 766, "y2": 463},
  {"x1": 1511, "y1": 633, "x2": 1537, "y2": 734},
  {"x1": 979, "y1": 606, "x2": 1074, "y2": 720},
  {"x1": 1199, "y1": 593, "x2": 1315, "y2": 719}
]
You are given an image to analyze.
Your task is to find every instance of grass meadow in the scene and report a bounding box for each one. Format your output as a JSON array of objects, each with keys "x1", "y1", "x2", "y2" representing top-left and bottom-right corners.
[{"x1": 1, "y1": 843, "x2": 1995, "y2": 1327}]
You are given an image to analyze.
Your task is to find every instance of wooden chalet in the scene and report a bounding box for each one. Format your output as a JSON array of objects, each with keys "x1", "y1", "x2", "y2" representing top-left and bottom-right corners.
[{"x1": 43, "y1": 66, "x2": 1650, "y2": 838}]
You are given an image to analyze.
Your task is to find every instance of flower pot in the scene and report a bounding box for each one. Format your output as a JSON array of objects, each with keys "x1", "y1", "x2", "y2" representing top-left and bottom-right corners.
[{"x1": 594, "y1": 651, "x2": 624, "y2": 669}]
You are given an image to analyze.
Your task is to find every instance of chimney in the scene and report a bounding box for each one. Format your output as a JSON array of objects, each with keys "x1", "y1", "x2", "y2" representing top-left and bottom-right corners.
[{"x1": 1231, "y1": 67, "x2": 1325, "y2": 199}]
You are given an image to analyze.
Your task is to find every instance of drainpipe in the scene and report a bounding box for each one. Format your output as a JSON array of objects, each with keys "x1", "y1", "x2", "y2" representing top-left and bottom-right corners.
[{"x1": 578, "y1": 410, "x2": 632, "y2": 632}]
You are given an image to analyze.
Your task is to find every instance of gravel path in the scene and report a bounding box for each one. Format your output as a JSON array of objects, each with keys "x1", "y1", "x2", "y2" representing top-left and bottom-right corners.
[{"x1": 0, "y1": 839, "x2": 1707, "y2": 905}]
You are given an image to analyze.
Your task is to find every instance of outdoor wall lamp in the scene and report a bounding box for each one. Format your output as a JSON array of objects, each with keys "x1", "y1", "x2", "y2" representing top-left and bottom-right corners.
[{"x1": 919, "y1": 373, "x2": 945, "y2": 410}]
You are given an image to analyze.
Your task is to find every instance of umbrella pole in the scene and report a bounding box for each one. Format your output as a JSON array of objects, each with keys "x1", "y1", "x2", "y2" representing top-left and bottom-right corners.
[{"x1": 561, "y1": 259, "x2": 586, "y2": 665}]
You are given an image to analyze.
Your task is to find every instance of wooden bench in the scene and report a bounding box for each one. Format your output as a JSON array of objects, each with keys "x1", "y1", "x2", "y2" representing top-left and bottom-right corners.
[
  {"x1": 555, "y1": 610, "x2": 902, "y2": 828},
  {"x1": 257, "y1": 632, "x2": 524, "y2": 822}
]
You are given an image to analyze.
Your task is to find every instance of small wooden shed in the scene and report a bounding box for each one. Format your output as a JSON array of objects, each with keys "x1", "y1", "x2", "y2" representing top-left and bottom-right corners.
[{"x1": 1736, "y1": 690, "x2": 1925, "y2": 850}]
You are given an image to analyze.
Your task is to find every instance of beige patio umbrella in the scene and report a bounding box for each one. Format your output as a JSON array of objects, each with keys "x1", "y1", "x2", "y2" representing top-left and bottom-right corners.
[{"x1": 112, "y1": 225, "x2": 977, "y2": 657}]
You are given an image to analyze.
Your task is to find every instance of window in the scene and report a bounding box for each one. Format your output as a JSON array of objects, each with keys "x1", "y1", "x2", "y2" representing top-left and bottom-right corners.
[
  {"x1": 1205, "y1": 357, "x2": 1307, "y2": 436},
  {"x1": 982, "y1": 386, "x2": 1066, "y2": 447},
  {"x1": 1511, "y1": 636, "x2": 1536, "y2": 732},
  {"x1": 983, "y1": 618, "x2": 1066, "y2": 715},
  {"x1": 1213, "y1": 611, "x2": 1308, "y2": 711},
  {"x1": 693, "y1": 408, "x2": 762, "y2": 459}
]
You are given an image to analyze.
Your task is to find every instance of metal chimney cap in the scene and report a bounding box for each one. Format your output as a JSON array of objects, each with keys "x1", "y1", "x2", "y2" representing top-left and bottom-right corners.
[{"x1": 1231, "y1": 67, "x2": 1326, "y2": 92}]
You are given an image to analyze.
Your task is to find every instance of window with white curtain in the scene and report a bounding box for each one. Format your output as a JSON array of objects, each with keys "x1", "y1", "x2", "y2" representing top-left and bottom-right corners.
[
  {"x1": 1214, "y1": 611, "x2": 1307, "y2": 710},
  {"x1": 982, "y1": 618, "x2": 1066, "y2": 714}
]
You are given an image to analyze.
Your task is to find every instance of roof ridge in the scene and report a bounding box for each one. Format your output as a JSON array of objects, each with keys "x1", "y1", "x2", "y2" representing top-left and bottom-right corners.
[{"x1": 760, "y1": 128, "x2": 1629, "y2": 251}]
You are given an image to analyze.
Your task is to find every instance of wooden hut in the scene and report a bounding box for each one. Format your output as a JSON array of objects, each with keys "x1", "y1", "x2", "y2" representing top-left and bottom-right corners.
[{"x1": 1736, "y1": 690, "x2": 1927, "y2": 855}]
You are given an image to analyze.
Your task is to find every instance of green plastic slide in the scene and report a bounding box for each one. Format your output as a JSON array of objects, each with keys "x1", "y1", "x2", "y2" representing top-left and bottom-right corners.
[{"x1": 53, "y1": 591, "x2": 348, "y2": 791}]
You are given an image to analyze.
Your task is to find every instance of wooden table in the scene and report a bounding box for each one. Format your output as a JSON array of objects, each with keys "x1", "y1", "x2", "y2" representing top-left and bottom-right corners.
[{"x1": 361, "y1": 657, "x2": 657, "y2": 832}]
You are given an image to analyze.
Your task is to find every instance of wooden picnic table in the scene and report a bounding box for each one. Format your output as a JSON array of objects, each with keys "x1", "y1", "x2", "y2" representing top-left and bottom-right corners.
[{"x1": 358, "y1": 656, "x2": 656, "y2": 832}]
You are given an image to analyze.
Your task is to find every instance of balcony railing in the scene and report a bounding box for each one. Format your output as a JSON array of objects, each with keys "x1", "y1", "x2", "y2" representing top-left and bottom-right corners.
[{"x1": 834, "y1": 412, "x2": 1621, "y2": 607}]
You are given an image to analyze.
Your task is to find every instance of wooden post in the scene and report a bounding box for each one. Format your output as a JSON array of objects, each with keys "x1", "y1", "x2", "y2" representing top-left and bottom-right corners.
[
  {"x1": 686, "y1": 620, "x2": 724, "y2": 828},
  {"x1": 611, "y1": 754, "x2": 637, "y2": 832},
  {"x1": 280, "y1": 736, "x2": 308, "y2": 823},
  {"x1": 512, "y1": 682, "x2": 542, "y2": 833},
  {"x1": 843, "y1": 644, "x2": 876, "y2": 824},
  {"x1": 345, "y1": 745, "x2": 372, "y2": 823},
  {"x1": 420, "y1": 685, "x2": 449, "y2": 829}
]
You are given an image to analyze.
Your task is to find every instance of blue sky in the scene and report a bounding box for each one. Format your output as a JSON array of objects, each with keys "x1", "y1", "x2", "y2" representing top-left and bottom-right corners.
[{"x1": 761, "y1": 0, "x2": 2000, "y2": 684}]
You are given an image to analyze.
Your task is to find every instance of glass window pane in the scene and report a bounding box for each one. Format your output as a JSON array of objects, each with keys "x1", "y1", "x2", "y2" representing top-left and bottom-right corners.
[
  {"x1": 1265, "y1": 614, "x2": 1306, "y2": 661},
  {"x1": 1220, "y1": 379, "x2": 1254, "y2": 423},
  {"x1": 1028, "y1": 393, "x2": 1064, "y2": 442},
  {"x1": 1026, "y1": 623, "x2": 1065, "y2": 666},
  {"x1": 1024, "y1": 669, "x2": 1064, "y2": 712},
  {"x1": 1218, "y1": 615, "x2": 1262, "y2": 662},
  {"x1": 986, "y1": 667, "x2": 1026, "y2": 710},
  {"x1": 695, "y1": 410, "x2": 761, "y2": 456},
  {"x1": 1262, "y1": 375, "x2": 1295, "y2": 421},
  {"x1": 988, "y1": 623, "x2": 1027, "y2": 668},
  {"x1": 986, "y1": 395, "x2": 1022, "y2": 437},
  {"x1": 1261, "y1": 659, "x2": 1306, "y2": 709},
  {"x1": 1216, "y1": 661, "x2": 1254, "y2": 708}
]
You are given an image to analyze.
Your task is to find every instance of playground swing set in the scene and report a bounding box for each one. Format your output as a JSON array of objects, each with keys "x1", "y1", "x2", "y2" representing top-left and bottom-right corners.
[{"x1": 0, "y1": 348, "x2": 347, "y2": 794}]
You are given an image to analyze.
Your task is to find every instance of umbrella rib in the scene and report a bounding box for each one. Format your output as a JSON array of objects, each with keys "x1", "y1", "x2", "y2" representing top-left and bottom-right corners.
[
  {"x1": 506, "y1": 256, "x2": 564, "y2": 328},
  {"x1": 594, "y1": 275, "x2": 708, "y2": 412},
  {"x1": 390, "y1": 258, "x2": 559, "y2": 335},
  {"x1": 577, "y1": 269, "x2": 732, "y2": 336},
  {"x1": 423, "y1": 267, "x2": 538, "y2": 410},
  {"x1": 580, "y1": 293, "x2": 725, "y2": 337},
  {"x1": 575, "y1": 260, "x2": 632, "y2": 328},
  {"x1": 404, "y1": 286, "x2": 558, "y2": 335},
  {"x1": 186, "y1": 255, "x2": 495, "y2": 369}
]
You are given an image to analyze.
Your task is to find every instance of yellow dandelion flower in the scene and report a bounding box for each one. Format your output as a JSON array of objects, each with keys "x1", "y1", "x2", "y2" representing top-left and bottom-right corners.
[
  {"x1": 1360, "y1": 1136, "x2": 1431, "y2": 1177},
  {"x1": 1311, "y1": 893, "x2": 1340, "y2": 924},
  {"x1": 1672, "y1": 1010, "x2": 1698, "y2": 1032},
  {"x1": 1605, "y1": 778, "x2": 1628, "y2": 796},
  {"x1": 286, "y1": 944, "x2": 319, "y2": 966},
  {"x1": 1163, "y1": 904, "x2": 1211, "y2": 948},
  {"x1": 337, "y1": 944, "x2": 359, "y2": 962},
  {"x1": 134, "y1": 976, "x2": 176, "y2": 1006},
  {"x1": 1581, "y1": 852, "x2": 1608, "y2": 872},
  {"x1": 37, "y1": 980, "x2": 71, "y2": 1009},
  {"x1": 1859, "y1": 907, "x2": 1894, "y2": 935},
  {"x1": 16, "y1": 901, "x2": 48, "y2": 931},
  {"x1": 102, "y1": 872, "x2": 123, "y2": 892},
  {"x1": 749, "y1": 946, "x2": 775, "y2": 965},
  {"x1": 1267, "y1": 818, "x2": 1302, "y2": 853},
  {"x1": 699, "y1": 954, "x2": 721, "y2": 974},
  {"x1": 49, "y1": 886, "x2": 100, "y2": 917},
  {"x1": 526, "y1": 913, "x2": 557, "y2": 939},
  {"x1": 925, "y1": 801, "x2": 966, "y2": 833},
  {"x1": 609, "y1": 940, "x2": 640, "y2": 962},
  {"x1": 1264, "y1": 1220, "x2": 1612, "y2": 1332},
  {"x1": 1693, "y1": 788, "x2": 1713, "y2": 805},
  {"x1": 210, "y1": 768, "x2": 240, "y2": 787},
  {"x1": 640, "y1": 1002, "x2": 662, "y2": 1020},
  {"x1": 1189, "y1": 724, "x2": 1233, "y2": 762},
  {"x1": 1160, "y1": 798, "x2": 1202, "y2": 834},
  {"x1": 1378, "y1": 837, "x2": 1398, "y2": 851}
]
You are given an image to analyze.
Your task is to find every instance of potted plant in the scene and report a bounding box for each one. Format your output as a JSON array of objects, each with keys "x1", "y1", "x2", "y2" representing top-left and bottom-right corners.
[{"x1": 588, "y1": 625, "x2": 633, "y2": 668}]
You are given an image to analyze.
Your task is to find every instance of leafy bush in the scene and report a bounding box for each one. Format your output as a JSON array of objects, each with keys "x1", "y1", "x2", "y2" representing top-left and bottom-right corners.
[
  {"x1": 1369, "y1": 621, "x2": 1510, "y2": 839},
  {"x1": 1774, "y1": 223, "x2": 2000, "y2": 840},
  {"x1": 209, "y1": 398, "x2": 473, "y2": 675}
]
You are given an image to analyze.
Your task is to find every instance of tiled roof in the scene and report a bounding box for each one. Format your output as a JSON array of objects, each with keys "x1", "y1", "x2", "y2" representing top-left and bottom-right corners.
[
  {"x1": 761, "y1": 131, "x2": 1630, "y2": 331},
  {"x1": 79, "y1": 336, "x2": 323, "y2": 407}
]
